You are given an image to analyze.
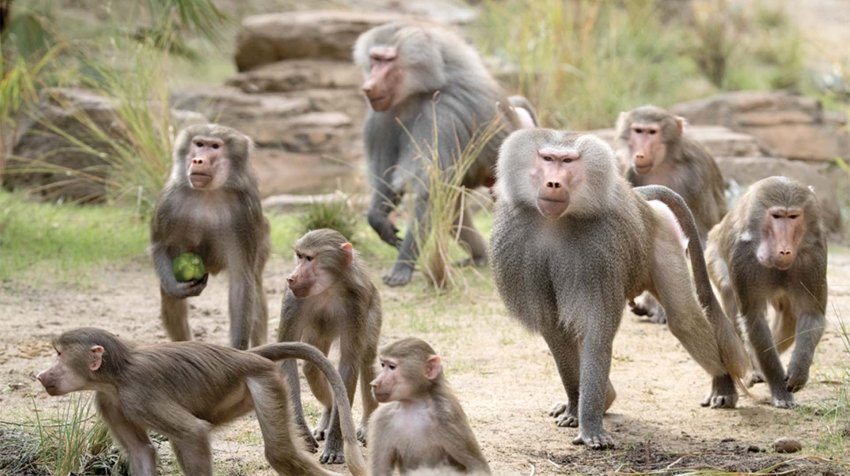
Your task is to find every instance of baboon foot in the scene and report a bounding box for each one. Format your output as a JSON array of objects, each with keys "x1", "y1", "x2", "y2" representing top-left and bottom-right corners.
[
  {"x1": 572, "y1": 429, "x2": 615, "y2": 450},
  {"x1": 700, "y1": 375, "x2": 738, "y2": 409},
  {"x1": 549, "y1": 401, "x2": 578, "y2": 427}
]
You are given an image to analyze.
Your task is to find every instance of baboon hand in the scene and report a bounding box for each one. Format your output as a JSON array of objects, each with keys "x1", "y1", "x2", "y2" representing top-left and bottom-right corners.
[
  {"x1": 164, "y1": 274, "x2": 208, "y2": 299},
  {"x1": 367, "y1": 210, "x2": 401, "y2": 248}
]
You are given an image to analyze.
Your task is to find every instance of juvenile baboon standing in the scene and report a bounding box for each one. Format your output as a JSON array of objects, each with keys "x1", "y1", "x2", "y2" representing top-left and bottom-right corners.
[
  {"x1": 490, "y1": 129, "x2": 748, "y2": 449},
  {"x1": 706, "y1": 176, "x2": 827, "y2": 409},
  {"x1": 37, "y1": 327, "x2": 366, "y2": 476},
  {"x1": 616, "y1": 105, "x2": 728, "y2": 323},
  {"x1": 150, "y1": 124, "x2": 269, "y2": 349},
  {"x1": 278, "y1": 229, "x2": 382, "y2": 464}
]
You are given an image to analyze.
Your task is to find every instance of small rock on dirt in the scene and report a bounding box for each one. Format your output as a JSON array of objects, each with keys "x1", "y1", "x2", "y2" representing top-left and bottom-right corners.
[{"x1": 773, "y1": 437, "x2": 802, "y2": 453}]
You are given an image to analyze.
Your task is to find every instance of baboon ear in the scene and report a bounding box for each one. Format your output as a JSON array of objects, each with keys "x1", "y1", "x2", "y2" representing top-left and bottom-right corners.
[
  {"x1": 424, "y1": 355, "x2": 442, "y2": 381},
  {"x1": 340, "y1": 242, "x2": 354, "y2": 266},
  {"x1": 674, "y1": 116, "x2": 687, "y2": 135},
  {"x1": 89, "y1": 345, "x2": 104, "y2": 371}
]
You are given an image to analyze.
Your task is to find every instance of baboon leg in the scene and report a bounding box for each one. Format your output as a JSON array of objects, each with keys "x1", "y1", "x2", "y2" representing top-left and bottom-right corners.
[
  {"x1": 357, "y1": 347, "x2": 379, "y2": 443},
  {"x1": 453, "y1": 203, "x2": 488, "y2": 267},
  {"x1": 246, "y1": 374, "x2": 332, "y2": 476},
  {"x1": 541, "y1": 319, "x2": 581, "y2": 428},
  {"x1": 251, "y1": 273, "x2": 269, "y2": 347},
  {"x1": 743, "y1": 306, "x2": 795, "y2": 408},
  {"x1": 770, "y1": 297, "x2": 796, "y2": 355},
  {"x1": 160, "y1": 289, "x2": 191, "y2": 342},
  {"x1": 303, "y1": 332, "x2": 334, "y2": 440},
  {"x1": 785, "y1": 306, "x2": 825, "y2": 393}
]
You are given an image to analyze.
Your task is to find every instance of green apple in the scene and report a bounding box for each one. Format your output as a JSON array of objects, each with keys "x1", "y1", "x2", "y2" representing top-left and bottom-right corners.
[{"x1": 172, "y1": 252, "x2": 206, "y2": 282}]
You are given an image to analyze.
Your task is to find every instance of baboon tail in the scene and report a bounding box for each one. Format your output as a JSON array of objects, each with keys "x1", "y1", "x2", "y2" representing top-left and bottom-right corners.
[
  {"x1": 635, "y1": 185, "x2": 750, "y2": 381},
  {"x1": 252, "y1": 342, "x2": 368, "y2": 476}
]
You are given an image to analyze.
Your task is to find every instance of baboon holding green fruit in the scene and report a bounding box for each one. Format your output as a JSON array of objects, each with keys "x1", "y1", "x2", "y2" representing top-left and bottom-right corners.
[{"x1": 150, "y1": 124, "x2": 270, "y2": 350}]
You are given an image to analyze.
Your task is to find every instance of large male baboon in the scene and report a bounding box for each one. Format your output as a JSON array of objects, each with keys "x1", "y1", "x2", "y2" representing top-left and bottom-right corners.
[
  {"x1": 490, "y1": 129, "x2": 748, "y2": 449},
  {"x1": 354, "y1": 21, "x2": 533, "y2": 287}
]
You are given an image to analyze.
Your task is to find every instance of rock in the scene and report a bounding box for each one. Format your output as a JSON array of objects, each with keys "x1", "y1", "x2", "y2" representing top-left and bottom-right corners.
[
  {"x1": 4, "y1": 88, "x2": 206, "y2": 202},
  {"x1": 715, "y1": 156, "x2": 847, "y2": 235},
  {"x1": 251, "y1": 149, "x2": 366, "y2": 196},
  {"x1": 234, "y1": 10, "x2": 410, "y2": 71},
  {"x1": 773, "y1": 437, "x2": 802, "y2": 454},
  {"x1": 226, "y1": 59, "x2": 362, "y2": 93},
  {"x1": 672, "y1": 91, "x2": 850, "y2": 161}
]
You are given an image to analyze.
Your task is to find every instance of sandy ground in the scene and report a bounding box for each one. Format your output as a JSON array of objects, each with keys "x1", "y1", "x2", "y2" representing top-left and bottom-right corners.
[{"x1": 0, "y1": 240, "x2": 848, "y2": 475}]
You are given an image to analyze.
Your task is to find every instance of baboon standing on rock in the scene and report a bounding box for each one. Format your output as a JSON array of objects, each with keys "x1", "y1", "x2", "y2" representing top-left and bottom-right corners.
[
  {"x1": 616, "y1": 105, "x2": 728, "y2": 323},
  {"x1": 354, "y1": 21, "x2": 533, "y2": 287},
  {"x1": 491, "y1": 129, "x2": 748, "y2": 449},
  {"x1": 150, "y1": 124, "x2": 269, "y2": 350},
  {"x1": 706, "y1": 176, "x2": 827, "y2": 409}
]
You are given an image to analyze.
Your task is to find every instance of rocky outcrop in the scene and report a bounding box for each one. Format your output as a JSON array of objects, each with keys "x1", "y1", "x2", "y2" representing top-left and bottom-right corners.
[
  {"x1": 234, "y1": 10, "x2": 409, "y2": 72},
  {"x1": 671, "y1": 91, "x2": 850, "y2": 161},
  {"x1": 4, "y1": 88, "x2": 205, "y2": 202}
]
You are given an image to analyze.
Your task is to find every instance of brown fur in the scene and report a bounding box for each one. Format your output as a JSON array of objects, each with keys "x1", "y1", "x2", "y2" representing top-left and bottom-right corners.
[
  {"x1": 706, "y1": 176, "x2": 827, "y2": 408},
  {"x1": 368, "y1": 338, "x2": 491, "y2": 475},
  {"x1": 150, "y1": 124, "x2": 269, "y2": 349},
  {"x1": 36, "y1": 327, "x2": 366, "y2": 476},
  {"x1": 277, "y1": 229, "x2": 382, "y2": 464}
]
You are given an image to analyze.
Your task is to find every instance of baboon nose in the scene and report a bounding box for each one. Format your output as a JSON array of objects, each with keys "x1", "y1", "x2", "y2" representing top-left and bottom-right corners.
[
  {"x1": 546, "y1": 181, "x2": 561, "y2": 189},
  {"x1": 192, "y1": 158, "x2": 204, "y2": 165}
]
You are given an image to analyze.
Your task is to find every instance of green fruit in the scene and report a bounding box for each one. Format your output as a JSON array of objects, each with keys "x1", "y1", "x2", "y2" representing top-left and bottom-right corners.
[{"x1": 172, "y1": 252, "x2": 206, "y2": 282}]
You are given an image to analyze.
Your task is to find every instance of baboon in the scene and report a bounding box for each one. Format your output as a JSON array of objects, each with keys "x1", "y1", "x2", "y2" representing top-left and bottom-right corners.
[
  {"x1": 368, "y1": 337, "x2": 491, "y2": 475},
  {"x1": 278, "y1": 229, "x2": 382, "y2": 464},
  {"x1": 616, "y1": 105, "x2": 728, "y2": 323},
  {"x1": 490, "y1": 129, "x2": 748, "y2": 449},
  {"x1": 150, "y1": 124, "x2": 269, "y2": 350},
  {"x1": 353, "y1": 21, "x2": 533, "y2": 287},
  {"x1": 706, "y1": 176, "x2": 827, "y2": 408},
  {"x1": 36, "y1": 327, "x2": 366, "y2": 476}
]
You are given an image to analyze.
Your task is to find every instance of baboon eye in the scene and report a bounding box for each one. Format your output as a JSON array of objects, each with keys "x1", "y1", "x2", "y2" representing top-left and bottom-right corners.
[
  {"x1": 772, "y1": 212, "x2": 783, "y2": 219},
  {"x1": 562, "y1": 158, "x2": 574, "y2": 164},
  {"x1": 788, "y1": 214, "x2": 799, "y2": 220},
  {"x1": 633, "y1": 128, "x2": 643, "y2": 134},
  {"x1": 212, "y1": 143, "x2": 220, "y2": 150},
  {"x1": 195, "y1": 141, "x2": 204, "y2": 148},
  {"x1": 648, "y1": 129, "x2": 657, "y2": 135},
  {"x1": 305, "y1": 255, "x2": 314, "y2": 262},
  {"x1": 541, "y1": 155, "x2": 553, "y2": 162},
  {"x1": 387, "y1": 363, "x2": 396, "y2": 370}
]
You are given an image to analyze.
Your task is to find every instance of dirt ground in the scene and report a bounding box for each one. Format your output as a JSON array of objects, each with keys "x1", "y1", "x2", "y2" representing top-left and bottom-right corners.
[{"x1": 0, "y1": 240, "x2": 848, "y2": 475}]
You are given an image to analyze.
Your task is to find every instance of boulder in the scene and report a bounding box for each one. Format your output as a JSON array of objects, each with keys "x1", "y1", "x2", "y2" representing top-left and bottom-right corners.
[
  {"x1": 672, "y1": 91, "x2": 850, "y2": 161},
  {"x1": 4, "y1": 88, "x2": 206, "y2": 202},
  {"x1": 234, "y1": 10, "x2": 410, "y2": 71},
  {"x1": 226, "y1": 59, "x2": 362, "y2": 93},
  {"x1": 171, "y1": 87, "x2": 363, "y2": 160},
  {"x1": 251, "y1": 149, "x2": 366, "y2": 196}
]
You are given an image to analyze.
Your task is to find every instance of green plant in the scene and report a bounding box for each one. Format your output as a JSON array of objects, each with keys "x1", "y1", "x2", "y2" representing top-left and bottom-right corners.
[
  {"x1": 407, "y1": 102, "x2": 504, "y2": 290},
  {"x1": 298, "y1": 198, "x2": 360, "y2": 243},
  {"x1": 32, "y1": 394, "x2": 122, "y2": 475},
  {"x1": 476, "y1": 0, "x2": 697, "y2": 129}
]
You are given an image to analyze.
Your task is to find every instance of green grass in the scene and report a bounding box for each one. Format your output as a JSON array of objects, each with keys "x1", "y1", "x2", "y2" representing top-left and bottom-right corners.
[
  {"x1": 475, "y1": 0, "x2": 805, "y2": 129},
  {"x1": 0, "y1": 190, "x2": 149, "y2": 285}
]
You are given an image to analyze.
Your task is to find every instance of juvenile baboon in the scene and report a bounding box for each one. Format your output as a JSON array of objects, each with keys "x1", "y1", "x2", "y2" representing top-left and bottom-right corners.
[
  {"x1": 706, "y1": 176, "x2": 827, "y2": 408},
  {"x1": 490, "y1": 129, "x2": 749, "y2": 449},
  {"x1": 150, "y1": 124, "x2": 269, "y2": 349},
  {"x1": 616, "y1": 105, "x2": 728, "y2": 323},
  {"x1": 277, "y1": 229, "x2": 382, "y2": 464},
  {"x1": 36, "y1": 327, "x2": 366, "y2": 476},
  {"x1": 353, "y1": 21, "x2": 533, "y2": 286},
  {"x1": 368, "y1": 337, "x2": 491, "y2": 475}
]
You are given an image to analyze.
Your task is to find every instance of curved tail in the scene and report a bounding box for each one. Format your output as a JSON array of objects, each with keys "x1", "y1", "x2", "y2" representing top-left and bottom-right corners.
[
  {"x1": 635, "y1": 185, "x2": 749, "y2": 381},
  {"x1": 252, "y1": 342, "x2": 367, "y2": 476}
]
